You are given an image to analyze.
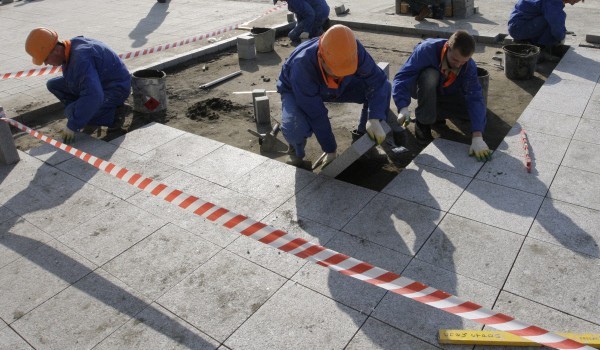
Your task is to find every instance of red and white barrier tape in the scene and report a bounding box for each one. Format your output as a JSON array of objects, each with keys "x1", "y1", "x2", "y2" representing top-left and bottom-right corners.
[
  {"x1": 0, "y1": 116, "x2": 590, "y2": 350},
  {"x1": 520, "y1": 129, "x2": 532, "y2": 173},
  {"x1": 0, "y1": 4, "x2": 286, "y2": 80}
]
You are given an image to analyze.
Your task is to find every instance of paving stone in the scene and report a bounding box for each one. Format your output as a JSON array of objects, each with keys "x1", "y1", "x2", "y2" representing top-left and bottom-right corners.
[
  {"x1": 530, "y1": 198, "x2": 600, "y2": 259},
  {"x1": 0, "y1": 205, "x2": 16, "y2": 224},
  {"x1": 26, "y1": 133, "x2": 115, "y2": 166},
  {"x1": 573, "y1": 118, "x2": 600, "y2": 145},
  {"x1": 583, "y1": 99, "x2": 600, "y2": 121},
  {"x1": 552, "y1": 48, "x2": 600, "y2": 83},
  {"x1": 539, "y1": 74, "x2": 596, "y2": 98},
  {"x1": 497, "y1": 125, "x2": 570, "y2": 165},
  {"x1": 347, "y1": 317, "x2": 438, "y2": 350},
  {"x1": 95, "y1": 303, "x2": 218, "y2": 349},
  {"x1": 158, "y1": 250, "x2": 286, "y2": 342},
  {"x1": 103, "y1": 223, "x2": 220, "y2": 299},
  {"x1": 526, "y1": 91, "x2": 589, "y2": 117},
  {"x1": 227, "y1": 158, "x2": 317, "y2": 208},
  {"x1": 372, "y1": 259, "x2": 498, "y2": 347},
  {"x1": 517, "y1": 107, "x2": 580, "y2": 138},
  {"x1": 109, "y1": 122, "x2": 185, "y2": 155},
  {"x1": 416, "y1": 214, "x2": 524, "y2": 288},
  {"x1": 562, "y1": 139, "x2": 600, "y2": 174},
  {"x1": 226, "y1": 207, "x2": 339, "y2": 278},
  {"x1": 0, "y1": 217, "x2": 53, "y2": 269},
  {"x1": 186, "y1": 144, "x2": 266, "y2": 187},
  {"x1": 280, "y1": 177, "x2": 377, "y2": 230},
  {"x1": 0, "y1": 239, "x2": 96, "y2": 322},
  {"x1": 0, "y1": 151, "x2": 44, "y2": 193},
  {"x1": 476, "y1": 150, "x2": 558, "y2": 196},
  {"x1": 225, "y1": 281, "x2": 367, "y2": 350},
  {"x1": 413, "y1": 138, "x2": 483, "y2": 178},
  {"x1": 505, "y1": 238, "x2": 600, "y2": 325},
  {"x1": 292, "y1": 232, "x2": 411, "y2": 312},
  {"x1": 450, "y1": 179, "x2": 544, "y2": 235},
  {"x1": 549, "y1": 166, "x2": 600, "y2": 211},
  {"x1": 147, "y1": 132, "x2": 224, "y2": 169},
  {"x1": 0, "y1": 323, "x2": 32, "y2": 350},
  {"x1": 343, "y1": 193, "x2": 443, "y2": 256},
  {"x1": 58, "y1": 201, "x2": 167, "y2": 266},
  {"x1": 11, "y1": 269, "x2": 150, "y2": 350},
  {"x1": 382, "y1": 162, "x2": 472, "y2": 211}
]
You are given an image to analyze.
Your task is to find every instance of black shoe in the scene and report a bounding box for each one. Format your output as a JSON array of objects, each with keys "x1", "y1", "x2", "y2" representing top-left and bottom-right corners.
[
  {"x1": 414, "y1": 121, "x2": 433, "y2": 145},
  {"x1": 108, "y1": 106, "x2": 127, "y2": 131}
]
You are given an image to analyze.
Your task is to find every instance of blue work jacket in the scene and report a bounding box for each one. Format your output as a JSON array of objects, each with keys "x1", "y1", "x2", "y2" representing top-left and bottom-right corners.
[
  {"x1": 287, "y1": 0, "x2": 329, "y2": 31},
  {"x1": 62, "y1": 37, "x2": 131, "y2": 131},
  {"x1": 392, "y1": 38, "x2": 486, "y2": 133},
  {"x1": 508, "y1": 0, "x2": 566, "y2": 44},
  {"x1": 277, "y1": 38, "x2": 389, "y2": 152}
]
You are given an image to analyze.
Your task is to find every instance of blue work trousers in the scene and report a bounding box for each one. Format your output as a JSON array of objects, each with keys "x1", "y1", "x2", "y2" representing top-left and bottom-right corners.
[{"x1": 509, "y1": 16, "x2": 558, "y2": 46}]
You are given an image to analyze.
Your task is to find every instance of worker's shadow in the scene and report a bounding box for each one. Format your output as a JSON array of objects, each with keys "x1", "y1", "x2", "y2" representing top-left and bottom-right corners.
[
  {"x1": 128, "y1": 2, "x2": 170, "y2": 48},
  {"x1": 0, "y1": 134, "x2": 214, "y2": 348}
]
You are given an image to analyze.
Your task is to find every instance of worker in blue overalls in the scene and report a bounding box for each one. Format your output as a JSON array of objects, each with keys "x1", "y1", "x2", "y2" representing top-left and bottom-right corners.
[
  {"x1": 274, "y1": 0, "x2": 330, "y2": 45},
  {"x1": 276, "y1": 25, "x2": 390, "y2": 167}
]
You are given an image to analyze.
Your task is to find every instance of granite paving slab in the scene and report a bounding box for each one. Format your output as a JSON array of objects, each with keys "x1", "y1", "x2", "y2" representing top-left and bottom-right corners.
[
  {"x1": 109, "y1": 122, "x2": 186, "y2": 155},
  {"x1": 573, "y1": 118, "x2": 600, "y2": 145},
  {"x1": 382, "y1": 162, "x2": 472, "y2": 211},
  {"x1": 505, "y1": 238, "x2": 600, "y2": 325},
  {"x1": 562, "y1": 139, "x2": 600, "y2": 174},
  {"x1": 145, "y1": 132, "x2": 224, "y2": 169},
  {"x1": 475, "y1": 150, "x2": 558, "y2": 196},
  {"x1": 0, "y1": 217, "x2": 53, "y2": 269},
  {"x1": 57, "y1": 201, "x2": 167, "y2": 266},
  {"x1": 0, "y1": 206, "x2": 16, "y2": 224},
  {"x1": 158, "y1": 250, "x2": 286, "y2": 342},
  {"x1": 186, "y1": 144, "x2": 267, "y2": 187},
  {"x1": 103, "y1": 223, "x2": 221, "y2": 300},
  {"x1": 0, "y1": 323, "x2": 32, "y2": 350},
  {"x1": 0, "y1": 238, "x2": 96, "y2": 322},
  {"x1": 549, "y1": 166, "x2": 600, "y2": 211},
  {"x1": 450, "y1": 179, "x2": 545, "y2": 235},
  {"x1": 372, "y1": 259, "x2": 498, "y2": 348},
  {"x1": 292, "y1": 232, "x2": 411, "y2": 312},
  {"x1": 94, "y1": 303, "x2": 219, "y2": 350},
  {"x1": 25, "y1": 133, "x2": 114, "y2": 166},
  {"x1": 538, "y1": 74, "x2": 596, "y2": 98},
  {"x1": 517, "y1": 107, "x2": 581, "y2": 138},
  {"x1": 583, "y1": 99, "x2": 600, "y2": 121},
  {"x1": 346, "y1": 317, "x2": 439, "y2": 350},
  {"x1": 412, "y1": 138, "x2": 483, "y2": 178},
  {"x1": 530, "y1": 198, "x2": 600, "y2": 259},
  {"x1": 497, "y1": 125, "x2": 571, "y2": 165},
  {"x1": 343, "y1": 192, "x2": 443, "y2": 256},
  {"x1": 416, "y1": 214, "x2": 524, "y2": 288},
  {"x1": 224, "y1": 281, "x2": 367, "y2": 350},
  {"x1": 11, "y1": 269, "x2": 151, "y2": 350}
]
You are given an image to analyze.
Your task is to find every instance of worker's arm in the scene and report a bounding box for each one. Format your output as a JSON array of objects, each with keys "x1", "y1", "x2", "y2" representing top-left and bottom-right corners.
[
  {"x1": 461, "y1": 60, "x2": 486, "y2": 134},
  {"x1": 65, "y1": 60, "x2": 104, "y2": 131},
  {"x1": 542, "y1": 0, "x2": 567, "y2": 43},
  {"x1": 354, "y1": 41, "x2": 391, "y2": 122},
  {"x1": 392, "y1": 41, "x2": 437, "y2": 111}
]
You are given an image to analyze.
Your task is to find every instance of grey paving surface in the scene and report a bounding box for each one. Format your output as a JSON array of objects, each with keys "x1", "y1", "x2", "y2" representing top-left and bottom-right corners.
[{"x1": 1, "y1": 0, "x2": 600, "y2": 349}]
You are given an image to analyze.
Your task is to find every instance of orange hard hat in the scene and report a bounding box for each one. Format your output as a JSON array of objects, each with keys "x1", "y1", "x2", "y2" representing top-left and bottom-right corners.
[
  {"x1": 25, "y1": 27, "x2": 59, "y2": 65},
  {"x1": 318, "y1": 25, "x2": 358, "y2": 77}
]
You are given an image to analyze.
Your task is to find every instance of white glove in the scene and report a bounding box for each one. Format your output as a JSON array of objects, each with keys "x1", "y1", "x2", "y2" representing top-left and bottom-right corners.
[
  {"x1": 60, "y1": 127, "x2": 75, "y2": 144},
  {"x1": 469, "y1": 136, "x2": 492, "y2": 161},
  {"x1": 299, "y1": 32, "x2": 309, "y2": 40},
  {"x1": 397, "y1": 107, "x2": 411, "y2": 127},
  {"x1": 366, "y1": 119, "x2": 386, "y2": 145},
  {"x1": 322, "y1": 152, "x2": 337, "y2": 168}
]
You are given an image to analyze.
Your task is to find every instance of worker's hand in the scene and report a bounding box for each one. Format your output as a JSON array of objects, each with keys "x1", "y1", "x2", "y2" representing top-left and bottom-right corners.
[
  {"x1": 60, "y1": 127, "x2": 75, "y2": 144},
  {"x1": 469, "y1": 136, "x2": 492, "y2": 161},
  {"x1": 299, "y1": 32, "x2": 310, "y2": 40},
  {"x1": 322, "y1": 152, "x2": 337, "y2": 168},
  {"x1": 366, "y1": 119, "x2": 386, "y2": 145},
  {"x1": 397, "y1": 107, "x2": 411, "y2": 127}
]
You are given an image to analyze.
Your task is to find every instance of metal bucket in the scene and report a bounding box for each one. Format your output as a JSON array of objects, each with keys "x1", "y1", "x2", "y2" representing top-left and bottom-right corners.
[
  {"x1": 250, "y1": 27, "x2": 276, "y2": 53},
  {"x1": 131, "y1": 69, "x2": 167, "y2": 113},
  {"x1": 477, "y1": 67, "x2": 489, "y2": 109}
]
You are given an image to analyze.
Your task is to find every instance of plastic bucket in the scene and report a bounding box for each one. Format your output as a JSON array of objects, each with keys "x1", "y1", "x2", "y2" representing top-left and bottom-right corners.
[
  {"x1": 502, "y1": 44, "x2": 540, "y2": 80},
  {"x1": 131, "y1": 69, "x2": 167, "y2": 113},
  {"x1": 250, "y1": 27, "x2": 276, "y2": 53},
  {"x1": 477, "y1": 67, "x2": 489, "y2": 109}
]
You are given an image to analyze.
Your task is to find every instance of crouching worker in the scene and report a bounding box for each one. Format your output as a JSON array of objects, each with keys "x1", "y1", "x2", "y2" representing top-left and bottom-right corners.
[
  {"x1": 275, "y1": 0, "x2": 330, "y2": 45},
  {"x1": 392, "y1": 30, "x2": 492, "y2": 161},
  {"x1": 276, "y1": 24, "x2": 391, "y2": 168},
  {"x1": 25, "y1": 27, "x2": 131, "y2": 144}
]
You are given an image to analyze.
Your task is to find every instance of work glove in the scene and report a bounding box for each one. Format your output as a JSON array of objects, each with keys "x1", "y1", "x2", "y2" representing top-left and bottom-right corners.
[
  {"x1": 60, "y1": 127, "x2": 75, "y2": 144},
  {"x1": 397, "y1": 107, "x2": 411, "y2": 127},
  {"x1": 469, "y1": 136, "x2": 492, "y2": 161},
  {"x1": 321, "y1": 152, "x2": 337, "y2": 168},
  {"x1": 299, "y1": 32, "x2": 309, "y2": 40},
  {"x1": 366, "y1": 119, "x2": 386, "y2": 145}
]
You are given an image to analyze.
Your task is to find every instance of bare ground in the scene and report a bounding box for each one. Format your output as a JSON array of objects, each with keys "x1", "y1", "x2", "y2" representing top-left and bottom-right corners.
[{"x1": 11, "y1": 30, "x2": 558, "y2": 191}]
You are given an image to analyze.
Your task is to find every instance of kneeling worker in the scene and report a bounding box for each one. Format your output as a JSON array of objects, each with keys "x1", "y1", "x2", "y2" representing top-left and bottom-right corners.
[
  {"x1": 392, "y1": 30, "x2": 492, "y2": 161},
  {"x1": 25, "y1": 27, "x2": 131, "y2": 144},
  {"x1": 276, "y1": 24, "x2": 391, "y2": 168}
]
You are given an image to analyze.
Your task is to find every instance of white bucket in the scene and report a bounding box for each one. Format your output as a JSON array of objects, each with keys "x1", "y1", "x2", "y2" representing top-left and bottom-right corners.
[
  {"x1": 131, "y1": 69, "x2": 168, "y2": 113},
  {"x1": 250, "y1": 27, "x2": 276, "y2": 53}
]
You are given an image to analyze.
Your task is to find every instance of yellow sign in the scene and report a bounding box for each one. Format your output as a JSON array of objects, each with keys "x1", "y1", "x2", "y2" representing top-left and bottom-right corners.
[{"x1": 439, "y1": 330, "x2": 600, "y2": 348}]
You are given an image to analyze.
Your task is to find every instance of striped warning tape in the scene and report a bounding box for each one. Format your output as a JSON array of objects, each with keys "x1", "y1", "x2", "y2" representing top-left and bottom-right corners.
[
  {"x1": 0, "y1": 3, "x2": 286, "y2": 80},
  {"x1": 0, "y1": 115, "x2": 591, "y2": 350},
  {"x1": 520, "y1": 129, "x2": 532, "y2": 173}
]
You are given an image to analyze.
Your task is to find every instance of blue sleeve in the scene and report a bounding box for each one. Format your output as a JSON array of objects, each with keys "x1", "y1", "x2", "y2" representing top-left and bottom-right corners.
[
  {"x1": 355, "y1": 41, "x2": 391, "y2": 121},
  {"x1": 392, "y1": 42, "x2": 435, "y2": 111},
  {"x1": 543, "y1": 0, "x2": 566, "y2": 42},
  {"x1": 66, "y1": 60, "x2": 104, "y2": 131},
  {"x1": 288, "y1": 0, "x2": 315, "y2": 33},
  {"x1": 461, "y1": 60, "x2": 486, "y2": 133}
]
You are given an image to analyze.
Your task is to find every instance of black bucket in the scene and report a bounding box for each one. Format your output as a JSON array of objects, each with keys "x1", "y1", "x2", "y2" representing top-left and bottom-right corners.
[
  {"x1": 502, "y1": 44, "x2": 540, "y2": 80},
  {"x1": 477, "y1": 67, "x2": 489, "y2": 109}
]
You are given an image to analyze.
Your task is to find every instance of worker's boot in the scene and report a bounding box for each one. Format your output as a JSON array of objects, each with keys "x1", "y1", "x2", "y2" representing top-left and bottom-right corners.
[
  {"x1": 286, "y1": 140, "x2": 306, "y2": 167},
  {"x1": 414, "y1": 6, "x2": 432, "y2": 21},
  {"x1": 414, "y1": 120, "x2": 434, "y2": 145}
]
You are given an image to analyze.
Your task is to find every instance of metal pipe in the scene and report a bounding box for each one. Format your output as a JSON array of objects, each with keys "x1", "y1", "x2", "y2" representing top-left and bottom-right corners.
[{"x1": 199, "y1": 70, "x2": 242, "y2": 89}]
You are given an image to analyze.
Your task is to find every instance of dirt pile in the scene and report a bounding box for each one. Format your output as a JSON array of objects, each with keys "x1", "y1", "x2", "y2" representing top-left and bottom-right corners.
[{"x1": 186, "y1": 98, "x2": 241, "y2": 121}]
